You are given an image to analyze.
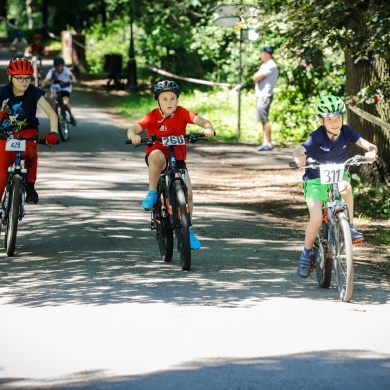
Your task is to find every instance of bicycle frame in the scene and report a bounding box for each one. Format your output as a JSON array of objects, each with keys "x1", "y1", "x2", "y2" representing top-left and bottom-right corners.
[
  {"x1": 164, "y1": 144, "x2": 190, "y2": 222},
  {"x1": 127, "y1": 133, "x2": 207, "y2": 271},
  {"x1": 51, "y1": 84, "x2": 70, "y2": 142},
  {"x1": 2, "y1": 143, "x2": 28, "y2": 219},
  {"x1": 1, "y1": 135, "x2": 48, "y2": 256}
]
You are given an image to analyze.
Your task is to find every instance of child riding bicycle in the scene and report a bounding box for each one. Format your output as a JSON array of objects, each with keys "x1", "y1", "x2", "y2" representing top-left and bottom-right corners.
[
  {"x1": 26, "y1": 34, "x2": 46, "y2": 59},
  {"x1": 41, "y1": 56, "x2": 77, "y2": 126},
  {"x1": 10, "y1": 31, "x2": 28, "y2": 58},
  {"x1": 292, "y1": 95, "x2": 377, "y2": 278},
  {"x1": 127, "y1": 80, "x2": 215, "y2": 250},
  {"x1": 0, "y1": 58, "x2": 59, "y2": 204}
]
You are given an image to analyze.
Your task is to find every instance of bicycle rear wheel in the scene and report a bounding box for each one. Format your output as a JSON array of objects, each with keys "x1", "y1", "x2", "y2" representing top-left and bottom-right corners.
[
  {"x1": 314, "y1": 223, "x2": 332, "y2": 288},
  {"x1": 154, "y1": 189, "x2": 173, "y2": 262},
  {"x1": 172, "y1": 180, "x2": 191, "y2": 271},
  {"x1": 57, "y1": 105, "x2": 70, "y2": 141},
  {"x1": 5, "y1": 175, "x2": 22, "y2": 257},
  {"x1": 333, "y1": 213, "x2": 354, "y2": 302}
]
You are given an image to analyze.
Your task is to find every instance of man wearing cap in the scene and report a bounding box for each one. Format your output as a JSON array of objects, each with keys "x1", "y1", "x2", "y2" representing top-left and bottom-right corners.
[{"x1": 252, "y1": 47, "x2": 279, "y2": 151}]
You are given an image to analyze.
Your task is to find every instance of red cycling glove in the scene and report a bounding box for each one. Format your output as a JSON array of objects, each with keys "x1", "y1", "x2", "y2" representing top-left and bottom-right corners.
[{"x1": 45, "y1": 132, "x2": 59, "y2": 145}]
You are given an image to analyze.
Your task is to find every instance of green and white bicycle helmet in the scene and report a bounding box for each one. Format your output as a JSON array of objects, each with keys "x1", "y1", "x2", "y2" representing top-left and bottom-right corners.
[
  {"x1": 153, "y1": 80, "x2": 180, "y2": 100},
  {"x1": 314, "y1": 95, "x2": 346, "y2": 118}
]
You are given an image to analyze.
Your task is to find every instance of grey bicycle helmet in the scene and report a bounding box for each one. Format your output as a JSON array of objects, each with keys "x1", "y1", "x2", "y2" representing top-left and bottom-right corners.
[
  {"x1": 314, "y1": 95, "x2": 346, "y2": 118},
  {"x1": 153, "y1": 80, "x2": 180, "y2": 100}
]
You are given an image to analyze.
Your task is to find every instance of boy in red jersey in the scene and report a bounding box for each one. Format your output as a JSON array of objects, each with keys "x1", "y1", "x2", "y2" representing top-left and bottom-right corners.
[{"x1": 127, "y1": 80, "x2": 215, "y2": 250}]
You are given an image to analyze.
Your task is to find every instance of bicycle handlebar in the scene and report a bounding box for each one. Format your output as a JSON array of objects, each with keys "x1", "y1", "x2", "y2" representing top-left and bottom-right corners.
[
  {"x1": 289, "y1": 155, "x2": 373, "y2": 169},
  {"x1": 0, "y1": 135, "x2": 47, "y2": 145},
  {"x1": 125, "y1": 132, "x2": 212, "y2": 147}
]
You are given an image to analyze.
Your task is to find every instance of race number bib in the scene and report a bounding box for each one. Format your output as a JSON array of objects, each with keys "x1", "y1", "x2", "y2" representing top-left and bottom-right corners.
[
  {"x1": 319, "y1": 163, "x2": 345, "y2": 184},
  {"x1": 5, "y1": 139, "x2": 26, "y2": 152},
  {"x1": 162, "y1": 135, "x2": 185, "y2": 146}
]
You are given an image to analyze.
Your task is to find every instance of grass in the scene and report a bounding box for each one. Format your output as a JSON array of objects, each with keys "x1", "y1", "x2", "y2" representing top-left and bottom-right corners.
[{"x1": 111, "y1": 88, "x2": 286, "y2": 145}]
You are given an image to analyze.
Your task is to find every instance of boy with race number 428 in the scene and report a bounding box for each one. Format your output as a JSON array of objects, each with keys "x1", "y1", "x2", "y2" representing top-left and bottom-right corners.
[
  {"x1": 0, "y1": 58, "x2": 59, "y2": 204},
  {"x1": 127, "y1": 80, "x2": 215, "y2": 250},
  {"x1": 292, "y1": 95, "x2": 377, "y2": 279}
]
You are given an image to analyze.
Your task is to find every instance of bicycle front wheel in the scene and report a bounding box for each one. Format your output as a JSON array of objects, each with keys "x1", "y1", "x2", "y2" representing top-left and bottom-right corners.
[
  {"x1": 5, "y1": 175, "x2": 22, "y2": 257},
  {"x1": 332, "y1": 213, "x2": 354, "y2": 302},
  {"x1": 314, "y1": 223, "x2": 332, "y2": 288},
  {"x1": 57, "y1": 105, "x2": 70, "y2": 141},
  {"x1": 154, "y1": 190, "x2": 173, "y2": 262},
  {"x1": 172, "y1": 180, "x2": 191, "y2": 271}
]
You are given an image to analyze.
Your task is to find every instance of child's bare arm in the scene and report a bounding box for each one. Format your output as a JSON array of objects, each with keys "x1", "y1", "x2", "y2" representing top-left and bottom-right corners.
[
  {"x1": 193, "y1": 115, "x2": 215, "y2": 137},
  {"x1": 292, "y1": 145, "x2": 307, "y2": 167},
  {"x1": 127, "y1": 123, "x2": 143, "y2": 144},
  {"x1": 356, "y1": 138, "x2": 377, "y2": 162}
]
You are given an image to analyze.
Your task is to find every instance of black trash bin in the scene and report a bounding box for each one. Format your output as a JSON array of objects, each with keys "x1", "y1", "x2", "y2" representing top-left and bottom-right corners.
[
  {"x1": 104, "y1": 54, "x2": 122, "y2": 74},
  {"x1": 104, "y1": 54, "x2": 124, "y2": 88}
]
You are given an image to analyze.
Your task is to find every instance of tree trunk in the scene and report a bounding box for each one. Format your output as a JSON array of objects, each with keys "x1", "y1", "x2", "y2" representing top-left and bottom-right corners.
[
  {"x1": 344, "y1": 8, "x2": 390, "y2": 186},
  {"x1": 0, "y1": 0, "x2": 7, "y2": 19}
]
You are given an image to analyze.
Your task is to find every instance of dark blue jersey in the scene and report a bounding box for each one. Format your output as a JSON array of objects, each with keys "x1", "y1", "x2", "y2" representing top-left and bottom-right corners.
[
  {"x1": 0, "y1": 83, "x2": 45, "y2": 135},
  {"x1": 302, "y1": 124, "x2": 360, "y2": 180}
]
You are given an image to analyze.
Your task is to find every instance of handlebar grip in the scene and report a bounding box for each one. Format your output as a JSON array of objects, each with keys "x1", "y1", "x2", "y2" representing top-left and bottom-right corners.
[
  {"x1": 125, "y1": 140, "x2": 132, "y2": 144},
  {"x1": 289, "y1": 161, "x2": 298, "y2": 168}
]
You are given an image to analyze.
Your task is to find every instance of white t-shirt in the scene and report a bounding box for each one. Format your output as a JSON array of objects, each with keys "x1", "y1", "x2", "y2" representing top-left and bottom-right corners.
[
  {"x1": 45, "y1": 66, "x2": 73, "y2": 93},
  {"x1": 255, "y1": 59, "x2": 278, "y2": 97}
]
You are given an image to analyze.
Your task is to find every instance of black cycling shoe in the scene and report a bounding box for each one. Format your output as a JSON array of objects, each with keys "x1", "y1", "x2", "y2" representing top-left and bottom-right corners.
[
  {"x1": 25, "y1": 184, "x2": 39, "y2": 204},
  {"x1": 298, "y1": 252, "x2": 312, "y2": 278}
]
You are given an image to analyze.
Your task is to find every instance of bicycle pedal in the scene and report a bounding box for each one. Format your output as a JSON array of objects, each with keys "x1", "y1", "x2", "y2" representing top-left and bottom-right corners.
[{"x1": 352, "y1": 240, "x2": 363, "y2": 245}]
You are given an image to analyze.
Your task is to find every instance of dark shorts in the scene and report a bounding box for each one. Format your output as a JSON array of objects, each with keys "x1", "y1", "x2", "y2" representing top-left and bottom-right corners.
[
  {"x1": 255, "y1": 95, "x2": 273, "y2": 122},
  {"x1": 145, "y1": 153, "x2": 187, "y2": 170},
  {"x1": 60, "y1": 91, "x2": 70, "y2": 98}
]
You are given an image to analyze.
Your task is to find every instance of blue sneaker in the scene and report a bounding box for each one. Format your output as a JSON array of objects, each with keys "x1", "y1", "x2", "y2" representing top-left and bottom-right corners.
[
  {"x1": 141, "y1": 190, "x2": 157, "y2": 210},
  {"x1": 298, "y1": 251, "x2": 312, "y2": 278},
  {"x1": 350, "y1": 227, "x2": 363, "y2": 241},
  {"x1": 189, "y1": 228, "x2": 201, "y2": 250}
]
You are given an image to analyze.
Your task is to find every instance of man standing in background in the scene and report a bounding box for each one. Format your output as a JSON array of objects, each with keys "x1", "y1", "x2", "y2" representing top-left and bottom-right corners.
[{"x1": 252, "y1": 47, "x2": 279, "y2": 151}]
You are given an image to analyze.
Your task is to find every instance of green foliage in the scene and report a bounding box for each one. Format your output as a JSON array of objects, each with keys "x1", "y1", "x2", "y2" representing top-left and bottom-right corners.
[
  {"x1": 84, "y1": 20, "x2": 132, "y2": 74},
  {"x1": 352, "y1": 174, "x2": 390, "y2": 218},
  {"x1": 4, "y1": 0, "x2": 388, "y2": 149}
]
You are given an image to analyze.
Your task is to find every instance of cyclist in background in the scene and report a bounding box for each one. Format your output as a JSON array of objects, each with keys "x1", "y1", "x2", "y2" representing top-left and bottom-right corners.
[
  {"x1": 0, "y1": 58, "x2": 59, "y2": 204},
  {"x1": 127, "y1": 80, "x2": 215, "y2": 250},
  {"x1": 26, "y1": 34, "x2": 46, "y2": 62},
  {"x1": 10, "y1": 31, "x2": 28, "y2": 58},
  {"x1": 41, "y1": 56, "x2": 77, "y2": 126},
  {"x1": 292, "y1": 95, "x2": 377, "y2": 278}
]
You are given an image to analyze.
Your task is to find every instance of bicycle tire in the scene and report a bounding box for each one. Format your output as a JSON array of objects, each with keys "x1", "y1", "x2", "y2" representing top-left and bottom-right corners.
[
  {"x1": 333, "y1": 213, "x2": 354, "y2": 302},
  {"x1": 5, "y1": 175, "x2": 22, "y2": 257},
  {"x1": 57, "y1": 105, "x2": 70, "y2": 142},
  {"x1": 154, "y1": 188, "x2": 174, "y2": 262},
  {"x1": 314, "y1": 223, "x2": 332, "y2": 288},
  {"x1": 171, "y1": 180, "x2": 191, "y2": 271}
]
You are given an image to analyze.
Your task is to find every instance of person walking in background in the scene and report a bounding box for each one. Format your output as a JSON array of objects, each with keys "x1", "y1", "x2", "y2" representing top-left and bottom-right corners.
[{"x1": 252, "y1": 47, "x2": 279, "y2": 151}]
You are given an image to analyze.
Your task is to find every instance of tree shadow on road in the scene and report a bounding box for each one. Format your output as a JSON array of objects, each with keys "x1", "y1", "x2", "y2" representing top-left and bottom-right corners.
[
  {"x1": 1, "y1": 350, "x2": 389, "y2": 389},
  {"x1": 0, "y1": 193, "x2": 388, "y2": 307}
]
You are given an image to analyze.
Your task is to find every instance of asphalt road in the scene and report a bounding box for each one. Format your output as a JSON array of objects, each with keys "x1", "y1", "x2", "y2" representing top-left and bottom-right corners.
[{"x1": 0, "y1": 42, "x2": 389, "y2": 390}]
